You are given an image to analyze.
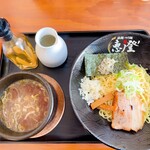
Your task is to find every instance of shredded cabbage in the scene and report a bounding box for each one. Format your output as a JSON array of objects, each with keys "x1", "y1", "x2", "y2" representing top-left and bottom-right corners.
[
  {"x1": 116, "y1": 66, "x2": 144, "y2": 98},
  {"x1": 116, "y1": 63, "x2": 150, "y2": 96}
]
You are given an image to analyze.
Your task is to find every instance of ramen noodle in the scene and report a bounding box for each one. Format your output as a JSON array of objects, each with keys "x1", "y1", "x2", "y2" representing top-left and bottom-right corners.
[{"x1": 0, "y1": 79, "x2": 49, "y2": 132}]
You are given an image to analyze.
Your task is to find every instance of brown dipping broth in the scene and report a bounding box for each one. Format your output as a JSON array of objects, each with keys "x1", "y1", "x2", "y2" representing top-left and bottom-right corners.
[{"x1": 0, "y1": 79, "x2": 49, "y2": 132}]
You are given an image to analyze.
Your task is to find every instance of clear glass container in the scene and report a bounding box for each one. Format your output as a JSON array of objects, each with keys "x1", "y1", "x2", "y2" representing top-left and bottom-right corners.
[{"x1": 0, "y1": 18, "x2": 38, "y2": 70}]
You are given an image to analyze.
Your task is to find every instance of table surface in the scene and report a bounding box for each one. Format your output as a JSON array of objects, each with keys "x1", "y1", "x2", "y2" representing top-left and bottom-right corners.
[{"x1": 0, "y1": 0, "x2": 150, "y2": 149}]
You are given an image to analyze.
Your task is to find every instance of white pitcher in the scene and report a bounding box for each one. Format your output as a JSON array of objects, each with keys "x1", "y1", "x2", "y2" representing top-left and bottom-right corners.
[{"x1": 35, "y1": 27, "x2": 68, "y2": 68}]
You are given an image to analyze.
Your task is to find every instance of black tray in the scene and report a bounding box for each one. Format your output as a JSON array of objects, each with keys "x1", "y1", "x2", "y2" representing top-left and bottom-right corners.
[{"x1": 0, "y1": 30, "x2": 149, "y2": 143}]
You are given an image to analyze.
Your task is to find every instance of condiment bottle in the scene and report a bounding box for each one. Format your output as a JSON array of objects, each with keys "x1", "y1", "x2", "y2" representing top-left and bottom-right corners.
[{"x1": 0, "y1": 18, "x2": 38, "y2": 70}]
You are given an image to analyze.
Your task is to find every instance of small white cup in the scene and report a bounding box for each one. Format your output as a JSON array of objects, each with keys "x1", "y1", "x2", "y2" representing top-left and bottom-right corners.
[{"x1": 35, "y1": 27, "x2": 68, "y2": 68}]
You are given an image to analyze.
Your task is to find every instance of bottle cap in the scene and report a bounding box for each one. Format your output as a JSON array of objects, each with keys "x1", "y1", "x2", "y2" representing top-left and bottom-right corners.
[{"x1": 0, "y1": 18, "x2": 13, "y2": 41}]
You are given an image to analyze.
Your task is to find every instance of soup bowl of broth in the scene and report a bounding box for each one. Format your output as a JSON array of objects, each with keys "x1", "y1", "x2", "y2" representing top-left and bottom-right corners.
[{"x1": 0, "y1": 71, "x2": 54, "y2": 140}]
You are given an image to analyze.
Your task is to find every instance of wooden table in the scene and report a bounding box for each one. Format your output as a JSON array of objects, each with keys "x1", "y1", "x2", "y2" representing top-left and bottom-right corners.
[
  {"x1": 1, "y1": 0, "x2": 150, "y2": 33},
  {"x1": 0, "y1": 0, "x2": 150, "y2": 150}
]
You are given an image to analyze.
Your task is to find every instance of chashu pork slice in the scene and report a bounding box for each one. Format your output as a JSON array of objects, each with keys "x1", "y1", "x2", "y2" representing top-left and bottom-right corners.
[{"x1": 111, "y1": 91, "x2": 145, "y2": 132}]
